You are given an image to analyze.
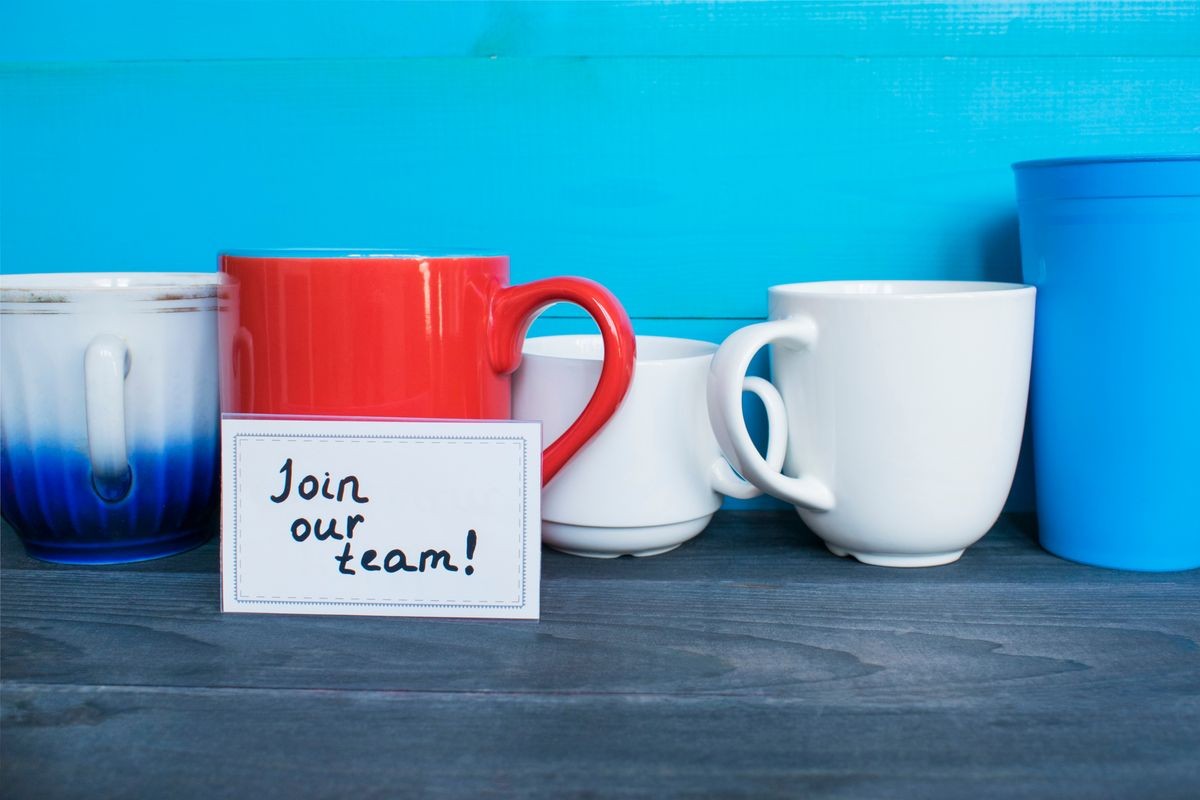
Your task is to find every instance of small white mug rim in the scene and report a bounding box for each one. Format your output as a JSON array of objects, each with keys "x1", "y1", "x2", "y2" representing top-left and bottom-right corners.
[{"x1": 522, "y1": 334, "x2": 717, "y2": 366}]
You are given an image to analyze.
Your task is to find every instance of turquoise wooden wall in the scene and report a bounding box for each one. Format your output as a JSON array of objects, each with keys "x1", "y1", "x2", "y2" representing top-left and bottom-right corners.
[{"x1": 4, "y1": 1, "x2": 1199, "y2": 510}]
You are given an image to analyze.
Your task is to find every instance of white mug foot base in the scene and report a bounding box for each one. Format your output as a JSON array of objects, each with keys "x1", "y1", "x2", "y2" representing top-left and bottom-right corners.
[
  {"x1": 543, "y1": 515, "x2": 714, "y2": 559},
  {"x1": 825, "y1": 543, "x2": 966, "y2": 568},
  {"x1": 551, "y1": 543, "x2": 684, "y2": 559}
]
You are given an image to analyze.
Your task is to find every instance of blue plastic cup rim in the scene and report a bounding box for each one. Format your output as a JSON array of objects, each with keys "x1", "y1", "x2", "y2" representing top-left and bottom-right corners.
[
  {"x1": 1012, "y1": 153, "x2": 1200, "y2": 170},
  {"x1": 1012, "y1": 154, "x2": 1200, "y2": 201}
]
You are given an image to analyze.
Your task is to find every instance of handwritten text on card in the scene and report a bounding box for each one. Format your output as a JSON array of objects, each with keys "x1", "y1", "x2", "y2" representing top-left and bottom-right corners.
[{"x1": 220, "y1": 417, "x2": 541, "y2": 619}]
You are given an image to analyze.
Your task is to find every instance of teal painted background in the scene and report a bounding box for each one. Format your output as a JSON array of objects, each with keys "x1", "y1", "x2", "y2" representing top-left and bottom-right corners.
[{"x1": 3, "y1": 1, "x2": 1199, "y2": 510}]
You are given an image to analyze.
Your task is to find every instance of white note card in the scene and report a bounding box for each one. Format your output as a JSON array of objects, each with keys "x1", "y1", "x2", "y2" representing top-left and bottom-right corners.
[{"x1": 220, "y1": 417, "x2": 541, "y2": 619}]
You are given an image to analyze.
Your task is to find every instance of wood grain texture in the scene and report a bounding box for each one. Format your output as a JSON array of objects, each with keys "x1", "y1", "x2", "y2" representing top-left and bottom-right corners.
[
  {"x1": 3, "y1": 515, "x2": 1198, "y2": 798},
  {"x1": 4, "y1": 684, "x2": 1198, "y2": 799}
]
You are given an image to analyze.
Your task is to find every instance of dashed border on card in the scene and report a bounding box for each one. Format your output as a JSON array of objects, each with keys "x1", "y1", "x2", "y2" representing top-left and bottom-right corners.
[{"x1": 231, "y1": 433, "x2": 531, "y2": 609}]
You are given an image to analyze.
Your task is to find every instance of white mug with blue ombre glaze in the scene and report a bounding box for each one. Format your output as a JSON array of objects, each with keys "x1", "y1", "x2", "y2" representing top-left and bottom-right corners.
[{"x1": 1, "y1": 273, "x2": 221, "y2": 563}]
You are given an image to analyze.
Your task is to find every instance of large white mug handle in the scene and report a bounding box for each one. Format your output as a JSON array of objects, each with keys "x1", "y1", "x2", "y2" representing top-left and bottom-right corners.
[
  {"x1": 707, "y1": 318, "x2": 835, "y2": 511},
  {"x1": 84, "y1": 334, "x2": 132, "y2": 501},
  {"x1": 708, "y1": 376, "x2": 788, "y2": 499}
]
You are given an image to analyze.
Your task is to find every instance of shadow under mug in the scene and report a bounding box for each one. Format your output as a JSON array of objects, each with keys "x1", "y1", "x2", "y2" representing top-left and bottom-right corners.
[
  {"x1": 219, "y1": 251, "x2": 636, "y2": 485},
  {"x1": 709, "y1": 280, "x2": 1035, "y2": 567},
  {"x1": 513, "y1": 335, "x2": 787, "y2": 557},
  {"x1": 0, "y1": 273, "x2": 221, "y2": 564}
]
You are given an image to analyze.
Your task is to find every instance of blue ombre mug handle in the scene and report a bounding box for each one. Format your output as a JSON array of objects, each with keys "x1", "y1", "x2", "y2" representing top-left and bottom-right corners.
[
  {"x1": 232, "y1": 327, "x2": 255, "y2": 412},
  {"x1": 84, "y1": 334, "x2": 132, "y2": 501}
]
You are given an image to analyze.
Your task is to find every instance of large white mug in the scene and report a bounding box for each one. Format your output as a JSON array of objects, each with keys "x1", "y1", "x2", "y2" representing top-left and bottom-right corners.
[
  {"x1": 514, "y1": 335, "x2": 787, "y2": 557},
  {"x1": 708, "y1": 281, "x2": 1035, "y2": 567}
]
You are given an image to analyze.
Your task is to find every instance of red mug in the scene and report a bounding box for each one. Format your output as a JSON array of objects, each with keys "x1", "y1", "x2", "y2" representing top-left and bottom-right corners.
[{"x1": 219, "y1": 251, "x2": 636, "y2": 484}]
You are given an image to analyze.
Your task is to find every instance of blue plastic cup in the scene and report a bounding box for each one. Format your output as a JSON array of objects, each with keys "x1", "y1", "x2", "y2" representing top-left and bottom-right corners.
[{"x1": 1013, "y1": 155, "x2": 1200, "y2": 571}]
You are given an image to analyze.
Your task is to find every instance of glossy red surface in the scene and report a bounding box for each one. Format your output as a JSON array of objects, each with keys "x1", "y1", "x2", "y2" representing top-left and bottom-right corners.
[{"x1": 219, "y1": 254, "x2": 635, "y2": 484}]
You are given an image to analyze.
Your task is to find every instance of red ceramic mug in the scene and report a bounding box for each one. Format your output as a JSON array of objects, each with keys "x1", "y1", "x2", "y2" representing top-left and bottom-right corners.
[{"x1": 219, "y1": 251, "x2": 636, "y2": 484}]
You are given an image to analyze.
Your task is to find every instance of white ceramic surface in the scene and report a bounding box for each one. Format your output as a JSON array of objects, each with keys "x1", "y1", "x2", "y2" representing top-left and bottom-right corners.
[
  {"x1": 0, "y1": 273, "x2": 222, "y2": 562},
  {"x1": 708, "y1": 281, "x2": 1035, "y2": 567},
  {"x1": 514, "y1": 335, "x2": 787, "y2": 557}
]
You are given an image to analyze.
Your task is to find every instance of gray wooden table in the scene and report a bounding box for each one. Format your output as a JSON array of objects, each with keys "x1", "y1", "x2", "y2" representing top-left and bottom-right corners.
[{"x1": 2, "y1": 513, "x2": 1197, "y2": 798}]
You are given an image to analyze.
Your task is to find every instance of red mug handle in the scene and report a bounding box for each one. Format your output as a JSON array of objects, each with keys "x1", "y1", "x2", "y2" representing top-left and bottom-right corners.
[{"x1": 490, "y1": 277, "x2": 636, "y2": 485}]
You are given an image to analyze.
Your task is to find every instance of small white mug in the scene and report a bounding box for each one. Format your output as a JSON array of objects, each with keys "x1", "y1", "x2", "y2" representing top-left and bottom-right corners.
[
  {"x1": 708, "y1": 281, "x2": 1035, "y2": 567},
  {"x1": 514, "y1": 335, "x2": 787, "y2": 557}
]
